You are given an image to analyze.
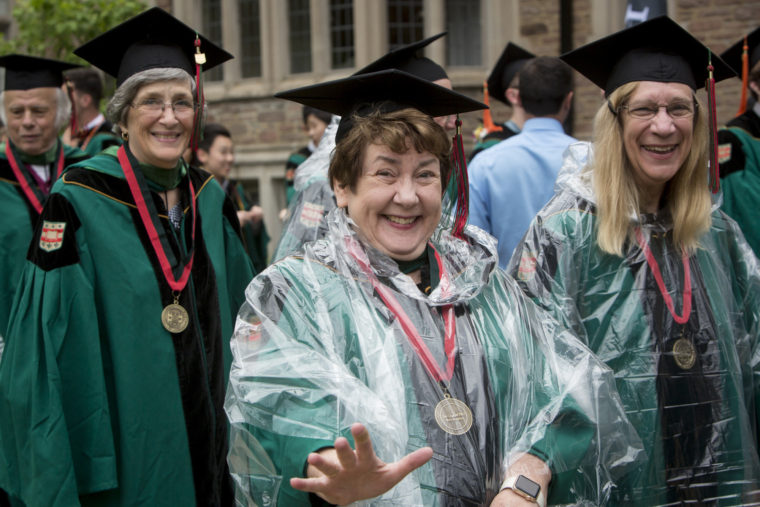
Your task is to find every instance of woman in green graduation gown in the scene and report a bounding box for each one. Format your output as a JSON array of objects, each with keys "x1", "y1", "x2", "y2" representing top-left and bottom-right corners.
[
  {"x1": 508, "y1": 17, "x2": 760, "y2": 505},
  {"x1": 0, "y1": 8, "x2": 254, "y2": 506},
  {"x1": 225, "y1": 69, "x2": 642, "y2": 506}
]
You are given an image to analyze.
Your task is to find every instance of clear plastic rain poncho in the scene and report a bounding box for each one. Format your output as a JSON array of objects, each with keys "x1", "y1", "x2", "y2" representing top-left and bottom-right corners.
[
  {"x1": 226, "y1": 207, "x2": 644, "y2": 506},
  {"x1": 508, "y1": 142, "x2": 760, "y2": 505},
  {"x1": 272, "y1": 117, "x2": 339, "y2": 262}
]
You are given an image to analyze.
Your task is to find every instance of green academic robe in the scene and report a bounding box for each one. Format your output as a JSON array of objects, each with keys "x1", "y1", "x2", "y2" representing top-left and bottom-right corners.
[
  {"x1": 284, "y1": 145, "x2": 312, "y2": 205},
  {"x1": 226, "y1": 208, "x2": 643, "y2": 506},
  {"x1": 718, "y1": 124, "x2": 760, "y2": 257},
  {"x1": 226, "y1": 179, "x2": 270, "y2": 273},
  {"x1": 0, "y1": 141, "x2": 88, "y2": 340},
  {"x1": 508, "y1": 144, "x2": 760, "y2": 505},
  {"x1": 0, "y1": 147, "x2": 254, "y2": 506},
  {"x1": 75, "y1": 120, "x2": 122, "y2": 157}
]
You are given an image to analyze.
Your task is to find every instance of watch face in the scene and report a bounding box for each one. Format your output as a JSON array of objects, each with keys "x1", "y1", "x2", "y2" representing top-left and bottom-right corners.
[{"x1": 515, "y1": 475, "x2": 541, "y2": 499}]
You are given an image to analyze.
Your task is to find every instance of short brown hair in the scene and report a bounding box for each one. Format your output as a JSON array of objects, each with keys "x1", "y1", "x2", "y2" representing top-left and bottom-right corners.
[{"x1": 329, "y1": 107, "x2": 451, "y2": 193}]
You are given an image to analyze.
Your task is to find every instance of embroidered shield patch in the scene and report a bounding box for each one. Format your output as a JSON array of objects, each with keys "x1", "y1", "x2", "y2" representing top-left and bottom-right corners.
[
  {"x1": 246, "y1": 316, "x2": 262, "y2": 341},
  {"x1": 517, "y1": 250, "x2": 537, "y2": 282},
  {"x1": 39, "y1": 221, "x2": 66, "y2": 252},
  {"x1": 718, "y1": 143, "x2": 732, "y2": 164},
  {"x1": 299, "y1": 201, "x2": 324, "y2": 228}
]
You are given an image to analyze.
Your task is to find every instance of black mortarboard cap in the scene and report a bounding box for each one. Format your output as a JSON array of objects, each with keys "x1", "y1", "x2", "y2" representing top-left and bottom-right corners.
[
  {"x1": 0, "y1": 54, "x2": 80, "y2": 91},
  {"x1": 276, "y1": 69, "x2": 486, "y2": 142},
  {"x1": 720, "y1": 26, "x2": 760, "y2": 76},
  {"x1": 354, "y1": 32, "x2": 448, "y2": 82},
  {"x1": 486, "y1": 42, "x2": 535, "y2": 105},
  {"x1": 561, "y1": 16, "x2": 735, "y2": 97},
  {"x1": 73, "y1": 7, "x2": 232, "y2": 86}
]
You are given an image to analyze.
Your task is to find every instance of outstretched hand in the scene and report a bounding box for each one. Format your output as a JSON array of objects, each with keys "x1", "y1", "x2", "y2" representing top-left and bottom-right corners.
[{"x1": 290, "y1": 423, "x2": 433, "y2": 505}]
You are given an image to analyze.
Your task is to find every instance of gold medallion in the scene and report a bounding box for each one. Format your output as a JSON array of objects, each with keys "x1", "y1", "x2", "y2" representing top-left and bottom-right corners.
[
  {"x1": 434, "y1": 396, "x2": 473, "y2": 435},
  {"x1": 673, "y1": 337, "x2": 696, "y2": 370},
  {"x1": 162, "y1": 302, "x2": 189, "y2": 333}
]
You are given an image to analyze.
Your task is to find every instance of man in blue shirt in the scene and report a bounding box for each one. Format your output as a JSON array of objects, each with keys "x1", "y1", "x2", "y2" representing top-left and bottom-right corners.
[
  {"x1": 468, "y1": 56, "x2": 576, "y2": 267},
  {"x1": 469, "y1": 42, "x2": 534, "y2": 162}
]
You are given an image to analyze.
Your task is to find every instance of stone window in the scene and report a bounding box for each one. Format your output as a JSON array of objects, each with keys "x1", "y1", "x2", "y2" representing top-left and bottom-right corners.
[
  {"x1": 201, "y1": 0, "x2": 224, "y2": 81},
  {"x1": 288, "y1": 0, "x2": 312, "y2": 74},
  {"x1": 239, "y1": 0, "x2": 262, "y2": 78},
  {"x1": 388, "y1": 0, "x2": 424, "y2": 48},
  {"x1": 329, "y1": 0, "x2": 354, "y2": 69},
  {"x1": 446, "y1": 0, "x2": 481, "y2": 66}
]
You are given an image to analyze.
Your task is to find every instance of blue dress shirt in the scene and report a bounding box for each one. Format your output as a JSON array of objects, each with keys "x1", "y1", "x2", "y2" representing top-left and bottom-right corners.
[{"x1": 468, "y1": 117, "x2": 577, "y2": 267}]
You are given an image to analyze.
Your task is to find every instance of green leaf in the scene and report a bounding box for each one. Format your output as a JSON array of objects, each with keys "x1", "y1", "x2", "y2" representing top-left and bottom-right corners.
[{"x1": 5, "y1": 0, "x2": 147, "y2": 62}]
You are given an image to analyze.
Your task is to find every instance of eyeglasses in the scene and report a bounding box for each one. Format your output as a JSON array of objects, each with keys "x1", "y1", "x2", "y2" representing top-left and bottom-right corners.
[
  {"x1": 618, "y1": 101, "x2": 697, "y2": 120},
  {"x1": 131, "y1": 98, "x2": 197, "y2": 118}
]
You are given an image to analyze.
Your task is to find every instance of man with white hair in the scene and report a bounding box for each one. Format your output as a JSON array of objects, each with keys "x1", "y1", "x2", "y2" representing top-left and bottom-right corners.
[{"x1": 0, "y1": 55, "x2": 88, "y2": 354}]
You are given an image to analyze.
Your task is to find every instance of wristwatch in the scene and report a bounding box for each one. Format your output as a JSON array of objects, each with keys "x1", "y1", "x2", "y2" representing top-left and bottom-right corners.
[{"x1": 500, "y1": 474, "x2": 546, "y2": 507}]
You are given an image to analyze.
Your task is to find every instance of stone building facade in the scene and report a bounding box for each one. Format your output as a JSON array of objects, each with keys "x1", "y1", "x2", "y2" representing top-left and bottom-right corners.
[
  {"x1": 166, "y1": 0, "x2": 757, "y2": 253},
  {"x1": 5, "y1": 0, "x2": 755, "y2": 253}
]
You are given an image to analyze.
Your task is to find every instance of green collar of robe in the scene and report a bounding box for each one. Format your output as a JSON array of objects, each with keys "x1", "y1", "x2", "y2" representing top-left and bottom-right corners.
[{"x1": 16, "y1": 140, "x2": 59, "y2": 164}]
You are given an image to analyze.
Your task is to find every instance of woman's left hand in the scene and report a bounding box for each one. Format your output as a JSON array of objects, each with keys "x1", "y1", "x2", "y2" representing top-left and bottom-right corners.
[
  {"x1": 490, "y1": 453, "x2": 551, "y2": 507},
  {"x1": 290, "y1": 423, "x2": 433, "y2": 505}
]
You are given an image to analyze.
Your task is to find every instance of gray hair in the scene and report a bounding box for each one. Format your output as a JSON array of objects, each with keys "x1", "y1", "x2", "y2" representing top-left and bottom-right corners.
[
  {"x1": 106, "y1": 67, "x2": 198, "y2": 134},
  {"x1": 0, "y1": 87, "x2": 71, "y2": 130}
]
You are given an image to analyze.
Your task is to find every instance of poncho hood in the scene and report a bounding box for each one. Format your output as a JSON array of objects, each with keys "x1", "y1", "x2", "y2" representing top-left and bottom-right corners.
[{"x1": 297, "y1": 207, "x2": 500, "y2": 305}]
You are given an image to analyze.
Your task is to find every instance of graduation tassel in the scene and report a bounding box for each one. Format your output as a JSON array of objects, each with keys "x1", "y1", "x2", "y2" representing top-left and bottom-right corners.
[
  {"x1": 481, "y1": 81, "x2": 502, "y2": 134},
  {"x1": 473, "y1": 82, "x2": 502, "y2": 145},
  {"x1": 66, "y1": 82, "x2": 78, "y2": 138},
  {"x1": 190, "y1": 33, "x2": 206, "y2": 153},
  {"x1": 736, "y1": 36, "x2": 749, "y2": 116},
  {"x1": 450, "y1": 117, "x2": 469, "y2": 239},
  {"x1": 706, "y1": 50, "x2": 720, "y2": 194}
]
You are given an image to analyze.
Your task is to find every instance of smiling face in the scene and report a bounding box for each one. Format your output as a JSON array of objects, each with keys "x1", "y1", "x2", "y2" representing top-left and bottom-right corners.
[
  {"x1": 334, "y1": 141, "x2": 443, "y2": 261},
  {"x1": 3, "y1": 87, "x2": 60, "y2": 155},
  {"x1": 622, "y1": 81, "x2": 694, "y2": 204},
  {"x1": 197, "y1": 134, "x2": 234, "y2": 181},
  {"x1": 121, "y1": 79, "x2": 194, "y2": 168}
]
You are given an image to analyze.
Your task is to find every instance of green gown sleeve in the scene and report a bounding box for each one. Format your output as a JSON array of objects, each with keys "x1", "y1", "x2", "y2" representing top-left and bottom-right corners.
[
  {"x1": 226, "y1": 262, "x2": 365, "y2": 507},
  {"x1": 0, "y1": 195, "x2": 117, "y2": 505},
  {"x1": 720, "y1": 217, "x2": 760, "y2": 455},
  {"x1": 232, "y1": 181, "x2": 269, "y2": 273},
  {"x1": 718, "y1": 126, "x2": 760, "y2": 257}
]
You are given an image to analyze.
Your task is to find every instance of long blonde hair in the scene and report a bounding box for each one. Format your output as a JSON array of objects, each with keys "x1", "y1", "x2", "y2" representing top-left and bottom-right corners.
[{"x1": 589, "y1": 81, "x2": 712, "y2": 256}]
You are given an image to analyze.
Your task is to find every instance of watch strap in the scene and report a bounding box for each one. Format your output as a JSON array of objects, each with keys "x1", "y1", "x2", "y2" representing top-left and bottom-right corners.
[{"x1": 499, "y1": 475, "x2": 546, "y2": 507}]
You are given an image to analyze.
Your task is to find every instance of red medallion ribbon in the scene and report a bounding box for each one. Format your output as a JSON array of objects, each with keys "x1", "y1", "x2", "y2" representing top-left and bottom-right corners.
[
  {"x1": 118, "y1": 145, "x2": 196, "y2": 292},
  {"x1": 348, "y1": 239, "x2": 457, "y2": 382},
  {"x1": 635, "y1": 228, "x2": 692, "y2": 324},
  {"x1": 5, "y1": 141, "x2": 65, "y2": 214}
]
